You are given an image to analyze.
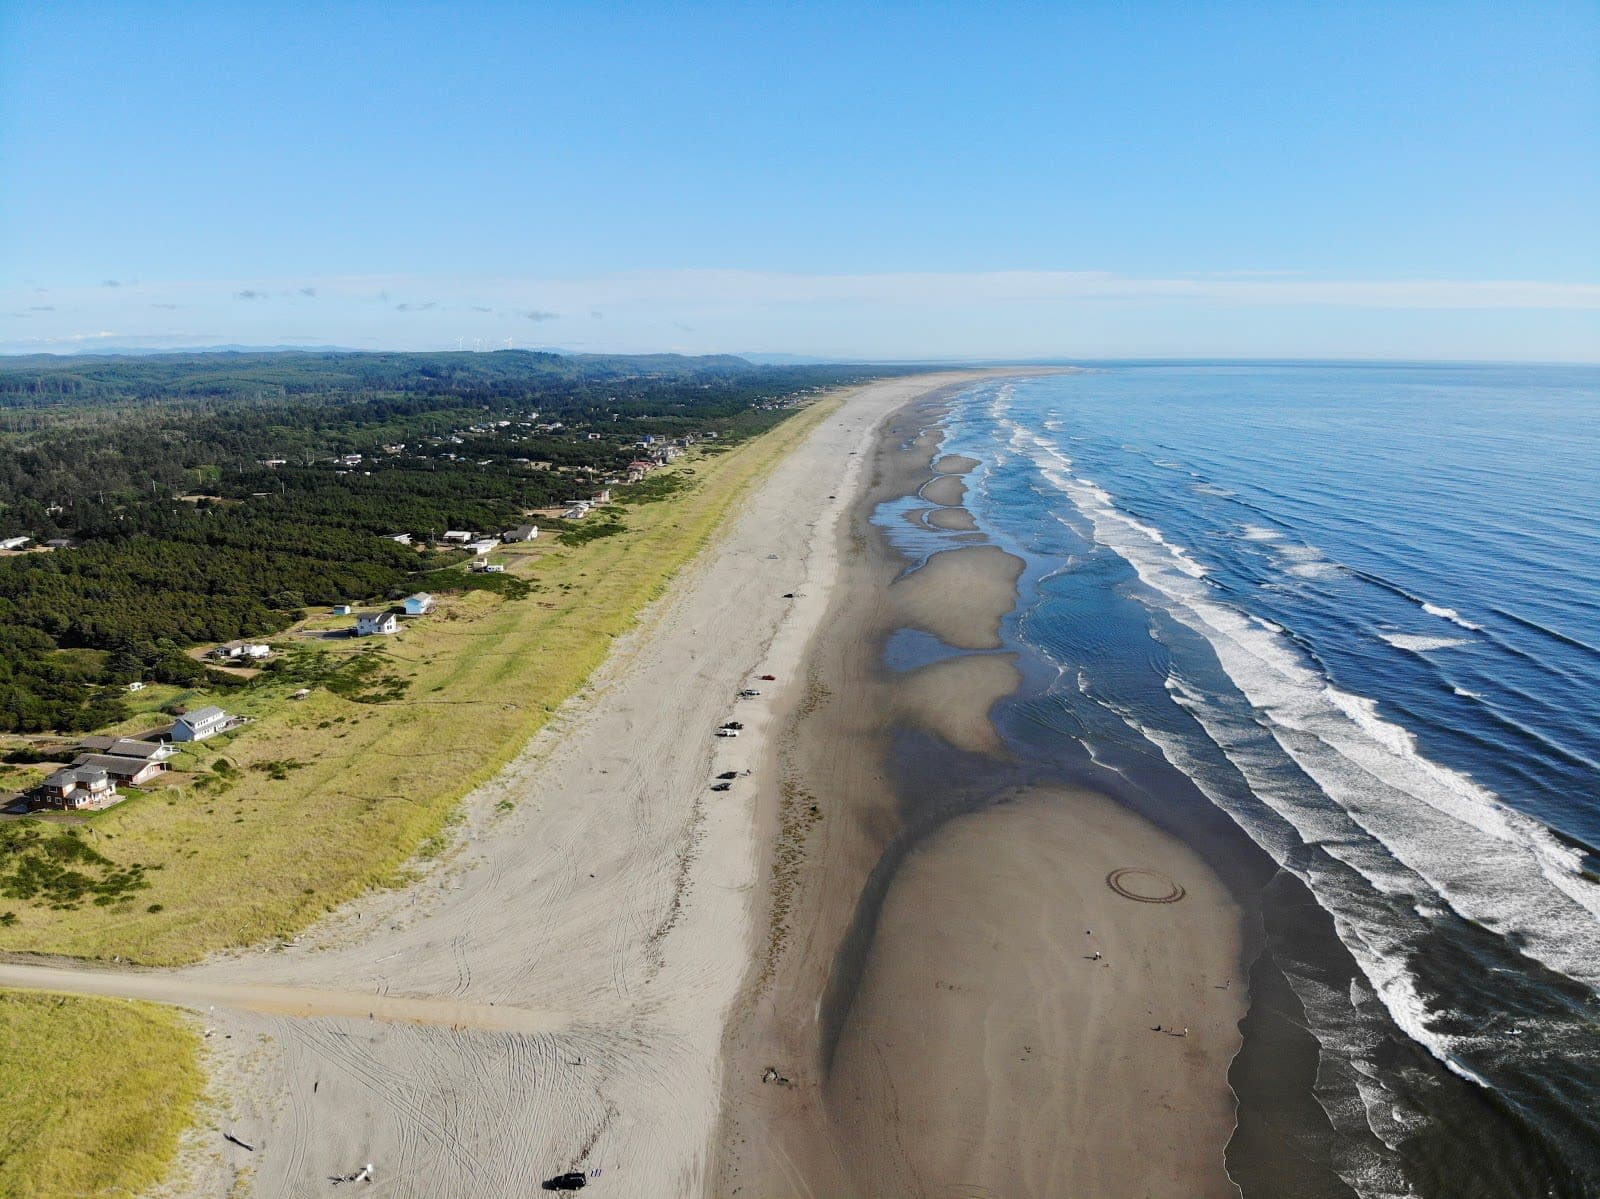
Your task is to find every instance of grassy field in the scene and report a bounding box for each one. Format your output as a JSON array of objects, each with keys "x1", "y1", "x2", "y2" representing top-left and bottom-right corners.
[
  {"x1": 0, "y1": 988, "x2": 203, "y2": 1199},
  {"x1": 0, "y1": 392, "x2": 842, "y2": 965}
]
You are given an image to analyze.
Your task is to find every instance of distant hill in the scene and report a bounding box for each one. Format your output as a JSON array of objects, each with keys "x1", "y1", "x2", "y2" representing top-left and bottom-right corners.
[
  {"x1": 734, "y1": 352, "x2": 860, "y2": 365},
  {"x1": 0, "y1": 348, "x2": 914, "y2": 410}
]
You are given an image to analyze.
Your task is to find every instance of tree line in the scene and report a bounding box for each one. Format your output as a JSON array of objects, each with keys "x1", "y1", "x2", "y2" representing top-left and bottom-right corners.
[{"x1": 0, "y1": 350, "x2": 913, "y2": 731}]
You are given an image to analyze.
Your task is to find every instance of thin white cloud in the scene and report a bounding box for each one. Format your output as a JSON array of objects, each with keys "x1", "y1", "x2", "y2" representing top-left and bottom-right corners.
[
  {"x1": 13, "y1": 270, "x2": 1599, "y2": 312},
  {"x1": 3, "y1": 269, "x2": 1595, "y2": 361}
]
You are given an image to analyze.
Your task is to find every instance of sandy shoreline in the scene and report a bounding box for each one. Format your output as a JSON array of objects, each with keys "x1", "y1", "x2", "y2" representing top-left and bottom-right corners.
[
  {"x1": 121, "y1": 371, "x2": 996, "y2": 1197},
  {"x1": 0, "y1": 368, "x2": 1244, "y2": 1197},
  {"x1": 715, "y1": 382, "x2": 1246, "y2": 1196}
]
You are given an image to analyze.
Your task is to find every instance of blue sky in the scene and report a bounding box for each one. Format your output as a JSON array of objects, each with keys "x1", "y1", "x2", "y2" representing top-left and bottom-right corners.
[{"x1": 2, "y1": 1, "x2": 1596, "y2": 360}]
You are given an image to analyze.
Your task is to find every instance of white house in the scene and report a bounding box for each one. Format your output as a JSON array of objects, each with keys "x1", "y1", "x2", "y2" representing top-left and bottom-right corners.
[
  {"x1": 442, "y1": 530, "x2": 473, "y2": 543},
  {"x1": 170, "y1": 705, "x2": 230, "y2": 742},
  {"x1": 502, "y1": 524, "x2": 539, "y2": 542},
  {"x1": 402, "y1": 592, "x2": 434, "y2": 616},
  {"x1": 212, "y1": 641, "x2": 271, "y2": 661},
  {"x1": 387, "y1": 533, "x2": 413, "y2": 545},
  {"x1": 331, "y1": 603, "x2": 352, "y2": 616},
  {"x1": 357, "y1": 610, "x2": 401, "y2": 636},
  {"x1": 0, "y1": 536, "x2": 30, "y2": 551},
  {"x1": 466, "y1": 538, "x2": 499, "y2": 556}
]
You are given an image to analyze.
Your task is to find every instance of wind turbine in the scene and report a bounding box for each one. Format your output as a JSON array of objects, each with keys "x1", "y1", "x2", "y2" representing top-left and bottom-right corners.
[
  {"x1": 455, "y1": 336, "x2": 465, "y2": 351},
  {"x1": 504, "y1": 336, "x2": 513, "y2": 350}
]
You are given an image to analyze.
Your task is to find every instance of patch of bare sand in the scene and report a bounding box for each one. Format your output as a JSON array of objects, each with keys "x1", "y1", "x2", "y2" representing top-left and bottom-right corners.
[
  {"x1": 924, "y1": 506, "x2": 977, "y2": 531},
  {"x1": 933, "y1": 454, "x2": 980, "y2": 474},
  {"x1": 891, "y1": 544, "x2": 1023, "y2": 650},
  {"x1": 921, "y1": 474, "x2": 966, "y2": 506},
  {"x1": 827, "y1": 786, "x2": 1244, "y2": 1198},
  {"x1": 892, "y1": 653, "x2": 1018, "y2": 756}
]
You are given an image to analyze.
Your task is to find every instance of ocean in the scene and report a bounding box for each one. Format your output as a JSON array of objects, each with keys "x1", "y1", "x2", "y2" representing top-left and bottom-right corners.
[{"x1": 903, "y1": 364, "x2": 1600, "y2": 1198}]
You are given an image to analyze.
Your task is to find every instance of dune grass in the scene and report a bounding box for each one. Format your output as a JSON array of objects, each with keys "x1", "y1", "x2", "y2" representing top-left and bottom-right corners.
[
  {"x1": 0, "y1": 392, "x2": 841, "y2": 965},
  {"x1": 0, "y1": 988, "x2": 202, "y2": 1199}
]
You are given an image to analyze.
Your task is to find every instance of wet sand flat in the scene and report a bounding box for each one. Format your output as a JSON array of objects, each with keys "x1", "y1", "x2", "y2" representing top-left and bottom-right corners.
[
  {"x1": 715, "y1": 371, "x2": 1246, "y2": 1199},
  {"x1": 892, "y1": 543, "x2": 1023, "y2": 650},
  {"x1": 826, "y1": 786, "x2": 1243, "y2": 1198},
  {"x1": 921, "y1": 473, "x2": 967, "y2": 506},
  {"x1": 924, "y1": 505, "x2": 977, "y2": 531},
  {"x1": 891, "y1": 652, "x2": 1019, "y2": 756}
]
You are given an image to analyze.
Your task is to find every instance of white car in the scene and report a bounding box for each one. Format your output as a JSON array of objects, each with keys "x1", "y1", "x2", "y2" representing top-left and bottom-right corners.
[
  {"x1": 738, "y1": 689, "x2": 761, "y2": 697},
  {"x1": 715, "y1": 728, "x2": 740, "y2": 738}
]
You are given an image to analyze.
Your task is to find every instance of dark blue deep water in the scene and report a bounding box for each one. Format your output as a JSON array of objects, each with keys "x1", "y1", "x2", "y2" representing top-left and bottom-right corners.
[{"x1": 889, "y1": 364, "x2": 1600, "y2": 1197}]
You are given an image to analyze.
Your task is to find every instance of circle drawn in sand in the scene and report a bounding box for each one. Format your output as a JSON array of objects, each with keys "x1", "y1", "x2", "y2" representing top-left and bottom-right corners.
[{"x1": 1106, "y1": 867, "x2": 1186, "y2": 904}]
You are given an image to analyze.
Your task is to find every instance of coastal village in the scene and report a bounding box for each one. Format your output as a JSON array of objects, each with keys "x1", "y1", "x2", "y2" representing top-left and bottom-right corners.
[
  {"x1": 0, "y1": 351, "x2": 860, "y2": 1199},
  {"x1": 0, "y1": 415, "x2": 737, "y2": 820}
]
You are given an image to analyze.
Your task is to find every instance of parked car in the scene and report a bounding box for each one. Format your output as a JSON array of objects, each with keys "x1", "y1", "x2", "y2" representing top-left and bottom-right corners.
[
  {"x1": 738, "y1": 689, "x2": 761, "y2": 697},
  {"x1": 710, "y1": 782, "x2": 732, "y2": 792},
  {"x1": 715, "y1": 729, "x2": 740, "y2": 738}
]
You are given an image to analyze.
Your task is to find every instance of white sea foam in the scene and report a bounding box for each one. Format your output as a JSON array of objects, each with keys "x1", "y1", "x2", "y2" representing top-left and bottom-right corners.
[
  {"x1": 1379, "y1": 632, "x2": 1471, "y2": 653},
  {"x1": 1006, "y1": 419, "x2": 1600, "y2": 1003},
  {"x1": 1237, "y1": 522, "x2": 1340, "y2": 577},
  {"x1": 1422, "y1": 602, "x2": 1482, "y2": 631}
]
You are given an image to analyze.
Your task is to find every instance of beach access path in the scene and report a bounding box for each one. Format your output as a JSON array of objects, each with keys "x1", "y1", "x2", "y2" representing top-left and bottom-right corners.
[{"x1": 0, "y1": 371, "x2": 993, "y2": 1198}]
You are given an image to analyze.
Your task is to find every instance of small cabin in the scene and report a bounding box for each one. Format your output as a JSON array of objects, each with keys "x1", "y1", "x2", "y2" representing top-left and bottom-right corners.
[
  {"x1": 332, "y1": 603, "x2": 353, "y2": 616},
  {"x1": 402, "y1": 593, "x2": 434, "y2": 616}
]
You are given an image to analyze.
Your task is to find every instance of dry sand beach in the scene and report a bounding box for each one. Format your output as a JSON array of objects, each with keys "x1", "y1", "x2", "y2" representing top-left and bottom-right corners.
[{"x1": 0, "y1": 369, "x2": 1247, "y2": 1197}]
